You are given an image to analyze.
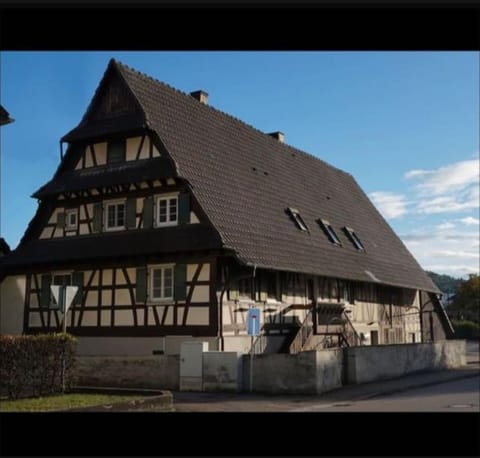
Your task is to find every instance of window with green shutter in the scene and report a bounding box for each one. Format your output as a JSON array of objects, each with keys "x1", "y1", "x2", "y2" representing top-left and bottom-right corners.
[
  {"x1": 136, "y1": 267, "x2": 147, "y2": 303},
  {"x1": 107, "y1": 139, "x2": 125, "y2": 163},
  {"x1": 178, "y1": 193, "x2": 190, "y2": 225},
  {"x1": 143, "y1": 197, "x2": 154, "y2": 229},
  {"x1": 93, "y1": 203, "x2": 103, "y2": 232},
  {"x1": 71, "y1": 271, "x2": 84, "y2": 305},
  {"x1": 174, "y1": 264, "x2": 186, "y2": 301},
  {"x1": 126, "y1": 198, "x2": 137, "y2": 229}
]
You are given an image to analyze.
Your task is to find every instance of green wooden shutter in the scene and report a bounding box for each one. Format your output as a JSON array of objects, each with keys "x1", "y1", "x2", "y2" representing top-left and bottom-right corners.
[
  {"x1": 107, "y1": 139, "x2": 125, "y2": 163},
  {"x1": 93, "y1": 203, "x2": 103, "y2": 232},
  {"x1": 136, "y1": 267, "x2": 147, "y2": 303},
  {"x1": 174, "y1": 264, "x2": 187, "y2": 301},
  {"x1": 71, "y1": 271, "x2": 84, "y2": 306},
  {"x1": 178, "y1": 193, "x2": 190, "y2": 225},
  {"x1": 57, "y1": 212, "x2": 66, "y2": 229},
  {"x1": 143, "y1": 197, "x2": 154, "y2": 229},
  {"x1": 229, "y1": 278, "x2": 239, "y2": 301},
  {"x1": 126, "y1": 198, "x2": 137, "y2": 229},
  {"x1": 40, "y1": 274, "x2": 52, "y2": 308}
]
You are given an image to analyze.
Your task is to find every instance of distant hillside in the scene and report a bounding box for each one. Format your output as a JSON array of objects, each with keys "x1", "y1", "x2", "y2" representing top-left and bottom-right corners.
[{"x1": 426, "y1": 271, "x2": 463, "y2": 295}]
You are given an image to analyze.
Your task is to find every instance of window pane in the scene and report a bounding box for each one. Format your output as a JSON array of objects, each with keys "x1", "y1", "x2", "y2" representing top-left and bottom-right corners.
[
  {"x1": 107, "y1": 206, "x2": 116, "y2": 227},
  {"x1": 152, "y1": 269, "x2": 162, "y2": 298},
  {"x1": 169, "y1": 198, "x2": 177, "y2": 222},
  {"x1": 164, "y1": 285, "x2": 172, "y2": 298},
  {"x1": 117, "y1": 204, "x2": 125, "y2": 226},
  {"x1": 53, "y1": 275, "x2": 71, "y2": 286},
  {"x1": 159, "y1": 200, "x2": 167, "y2": 223},
  {"x1": 164, "y1": 268, "x2": 173, "y2": 291}
]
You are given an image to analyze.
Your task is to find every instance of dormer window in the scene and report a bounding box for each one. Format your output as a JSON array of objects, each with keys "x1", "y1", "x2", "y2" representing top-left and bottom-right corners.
[
  {"x1": 344, "y1": 227, "x2": 365, "y2": 251},
  {"x1": 287, "y1": 208, "x2": 308, "y2": 231},
  {"x1": 318, "y1": 219, "x2": 342, "y2": 245},
  {"x1": 107, "y1": 139, "x2": 126, "y2": 163}
]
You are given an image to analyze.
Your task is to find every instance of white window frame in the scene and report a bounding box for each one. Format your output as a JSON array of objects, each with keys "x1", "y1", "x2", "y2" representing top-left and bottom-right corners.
[
  {"x1": 104, "y1": 199, "x2": 126, "y2": 232},
  {"x1": 149, "y1": 264, "x2": 175, "y2": 303},
  {"x1": 65, "y1": 208, "x2": 78, "y2": 231},
  {"x1": 155, "y1": 193, "x2": 179, "y2": 228}
]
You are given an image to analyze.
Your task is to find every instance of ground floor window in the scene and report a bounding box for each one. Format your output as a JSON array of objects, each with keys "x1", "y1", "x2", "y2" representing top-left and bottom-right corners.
[{"x1": 150, "y1": 265, "x2": 174, "y2": 301}]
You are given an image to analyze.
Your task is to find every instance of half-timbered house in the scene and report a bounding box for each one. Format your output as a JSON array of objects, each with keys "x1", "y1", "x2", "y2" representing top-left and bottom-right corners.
[{"x1": 0, "y1": 59, "x2": 453, "y2": 355}]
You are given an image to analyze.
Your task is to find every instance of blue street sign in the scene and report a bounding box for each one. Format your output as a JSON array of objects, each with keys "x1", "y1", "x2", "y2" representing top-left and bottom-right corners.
[{"x1": 247, "y1": 308, "x2": 261, "y2": 336}]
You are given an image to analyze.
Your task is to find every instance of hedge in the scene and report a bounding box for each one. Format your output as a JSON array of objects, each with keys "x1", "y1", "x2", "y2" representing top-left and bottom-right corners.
[
  {"x1": 0, "y1": 333, "x2": 77, "y2": 399},
  {"x1": 452, "y1": 320, "x2": 480, "y2": 340}
]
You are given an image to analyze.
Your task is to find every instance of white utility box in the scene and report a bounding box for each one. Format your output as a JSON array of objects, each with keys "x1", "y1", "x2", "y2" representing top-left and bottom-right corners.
[{"x1": 179, "y1": 341, "x2": 209, "y2": 391}]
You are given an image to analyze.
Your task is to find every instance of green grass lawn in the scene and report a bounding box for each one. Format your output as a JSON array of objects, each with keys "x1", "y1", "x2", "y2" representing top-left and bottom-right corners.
[{"x1": 0, "y1": 393, "x2": 146, "y2": 412}]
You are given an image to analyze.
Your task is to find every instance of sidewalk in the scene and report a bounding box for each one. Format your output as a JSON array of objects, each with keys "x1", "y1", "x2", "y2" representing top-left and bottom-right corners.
[{"x1": 171, "y1": 363, "x2": 480, "y2": 412}]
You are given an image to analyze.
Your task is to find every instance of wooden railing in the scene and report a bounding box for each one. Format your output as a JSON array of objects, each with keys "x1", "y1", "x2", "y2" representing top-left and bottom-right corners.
[{"x1": 288, "y1": 309, "x2": 314, "y2": 354}]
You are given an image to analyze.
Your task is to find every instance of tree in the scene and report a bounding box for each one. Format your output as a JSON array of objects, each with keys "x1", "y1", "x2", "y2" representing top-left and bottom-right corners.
[
  {"x1": 450, "y1": 274, "x2": 480, "y2": 323},
  {"x1": 425, "y1": 270, "x2": 463, "y2": 295}
]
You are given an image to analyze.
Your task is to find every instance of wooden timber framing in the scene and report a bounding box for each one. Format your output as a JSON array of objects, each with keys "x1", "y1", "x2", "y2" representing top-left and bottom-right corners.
[{"x1": 23, "y1": 256, "x2": 218, "y2": 338}]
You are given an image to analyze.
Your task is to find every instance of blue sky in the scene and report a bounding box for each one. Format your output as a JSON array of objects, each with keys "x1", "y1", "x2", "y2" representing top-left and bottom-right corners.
[{"x1": 1, "y1": 52, "x2": 478, "y2": 278}]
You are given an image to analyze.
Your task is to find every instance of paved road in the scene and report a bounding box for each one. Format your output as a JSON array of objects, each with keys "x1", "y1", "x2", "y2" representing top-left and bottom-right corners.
[{"x1": 291, "y1": 375, "x2": 480, "y2": 412}]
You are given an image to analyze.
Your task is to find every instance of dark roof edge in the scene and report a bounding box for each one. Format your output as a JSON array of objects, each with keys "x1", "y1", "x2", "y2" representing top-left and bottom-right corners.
[{"x1": 239, "y1": 256, "x2": 440, "y2": 294}]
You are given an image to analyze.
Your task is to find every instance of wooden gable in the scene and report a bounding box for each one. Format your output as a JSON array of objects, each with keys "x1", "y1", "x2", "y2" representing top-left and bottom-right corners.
[{"x1": 88, "y1": 72, "x2": 139, "y2": 121}]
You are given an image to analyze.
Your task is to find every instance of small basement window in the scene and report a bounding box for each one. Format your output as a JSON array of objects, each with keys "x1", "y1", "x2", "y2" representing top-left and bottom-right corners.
[
  {"x1": 344, "y1": 227, "x2": 365, "y2": 251},
  {"x1": 318, "y1": 219, "x2": 342, "y2": 245},
  {"x1": 287, "y1": 208, "x2": 308, "y2": 231}
]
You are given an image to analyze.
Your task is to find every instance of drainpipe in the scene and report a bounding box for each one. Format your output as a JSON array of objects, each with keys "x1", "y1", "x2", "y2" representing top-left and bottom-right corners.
[
  {"x1": 218, "y1": 267, "x2": 226, "y2": 352},
  {"x1": 251, "y1": 264, "x2": 257, "y2": 302}
]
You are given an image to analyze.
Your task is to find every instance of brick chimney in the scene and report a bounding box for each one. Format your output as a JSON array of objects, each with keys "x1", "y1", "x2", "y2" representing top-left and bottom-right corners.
[
  {"x1": 268, "y1": 131, "x2": 285, "y2": 143},
  {"x1": 190, "y1": 90, "x2": 209, "y2": 104}
]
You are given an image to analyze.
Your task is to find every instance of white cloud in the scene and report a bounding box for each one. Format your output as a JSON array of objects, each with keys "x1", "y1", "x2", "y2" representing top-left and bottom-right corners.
[
  {"x1": 458, "y1": 216, "x2": 479, "y2": 226},
  {"x1": 415, "y1": 192, "x2": 479, "y2": 214},
  {"x1": 429, "y1": 250, "x2": 479, "y2": 259},
  {"x1": 401, "y1": 223, "x2": 479, "y2": 277},
  {"x1": 369, "y1": 191, "x2": 407, "y2": 219},
  {"x1": 436, "y1": 222, "x2": 455, "y2": 231},
  {"x1": 405, "y1": 159, "x2": 479, "y2": 196}
]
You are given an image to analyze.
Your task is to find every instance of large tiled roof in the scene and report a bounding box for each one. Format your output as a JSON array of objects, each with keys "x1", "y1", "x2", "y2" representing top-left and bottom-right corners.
[
  {"x1": 11, "y1": 59, "x2": 438, "y2": 293},
  {"x1": 103, "y1": 60, "x2": 437, "y2": 293}
]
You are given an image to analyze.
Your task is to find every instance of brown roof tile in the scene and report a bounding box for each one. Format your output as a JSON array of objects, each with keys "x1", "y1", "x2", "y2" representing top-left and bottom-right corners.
[
  {"x1": 112, "y1": 60, "x2": 438, "y2": 293},
  {"x1": 19, "y1": 59, "x2": 438, "y2": 293}
]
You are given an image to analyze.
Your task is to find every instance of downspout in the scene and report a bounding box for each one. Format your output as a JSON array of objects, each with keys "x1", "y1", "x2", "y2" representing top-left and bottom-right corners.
[
  {"x1": 218, "y1": 265, "x2": 226, "y2": 352},
  {"x1": 251, "y1": 264, "x2": 257, "y2": 302}
]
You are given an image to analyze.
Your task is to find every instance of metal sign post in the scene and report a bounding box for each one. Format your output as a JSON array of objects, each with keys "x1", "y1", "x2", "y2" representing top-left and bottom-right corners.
[
  {"x1": 247, "y1": 308, "x2": 261, "y2": 393},
  {"x1": 50, "y1": 285, "x2": 78, "y2": 392}
]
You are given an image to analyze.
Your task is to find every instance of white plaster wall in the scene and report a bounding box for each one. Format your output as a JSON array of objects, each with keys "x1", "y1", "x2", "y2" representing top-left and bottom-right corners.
[{"x1": 0, "y1": 275, "x2": 25, "y2": 335}]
